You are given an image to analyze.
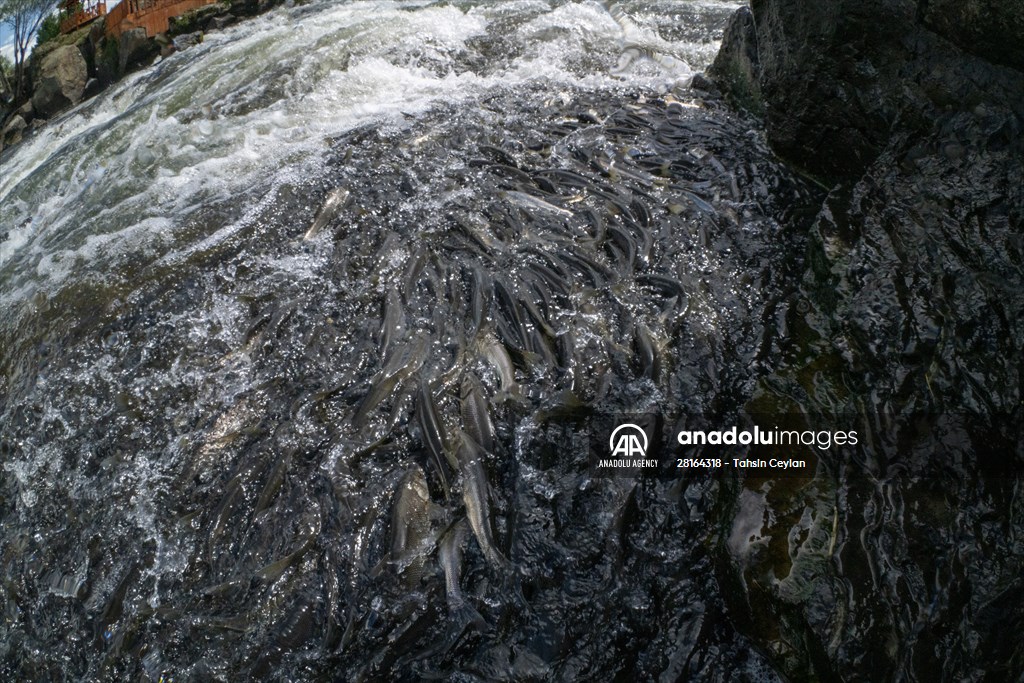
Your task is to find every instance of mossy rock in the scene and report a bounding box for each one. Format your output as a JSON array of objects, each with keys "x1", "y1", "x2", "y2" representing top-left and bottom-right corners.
[
  {"x1": 51, "y1": 24, "x2": 93, "y2": 49},
  {"x1": 168, "y1": 2, "x2": 231, "y2": 37}
]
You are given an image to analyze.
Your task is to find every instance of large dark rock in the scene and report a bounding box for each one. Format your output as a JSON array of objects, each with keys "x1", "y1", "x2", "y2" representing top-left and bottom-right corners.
[
  {"x1": 2, "y1": 114, "x2": 27, "y2": 146},
  {"x1": 712, "y1": 0, "x2": 1024, "y2": 180},
  {"x1": 711, "y1": 1, "x2": 1024, "y2": 680},
  {"x1": 88, "y1": 16, "x2": 106, "y2": 55},
  {"x1": 172, "y1": 32, "x2": 204, "y2": 52},
  {"x1": 169, "y1": 3, "x2": 230, "y2": 36},
  {"x1": 709, "y1": 7, "x2": 760, "y2": 115},
  {"x1": 30, "y1": 45, "x2": 88, "y2": 119},
  {"x1": 119, "y1": 28, "x2": 160, "y2": 74},
  {"x1": 922, "y1": 0, "x2": 1024, "y2": 73}
]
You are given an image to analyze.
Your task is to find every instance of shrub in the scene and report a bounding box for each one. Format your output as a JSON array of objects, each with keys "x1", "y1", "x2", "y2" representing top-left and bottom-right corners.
[{"x1": 37, "y1": 13, "x2": 61, "y2": 45}]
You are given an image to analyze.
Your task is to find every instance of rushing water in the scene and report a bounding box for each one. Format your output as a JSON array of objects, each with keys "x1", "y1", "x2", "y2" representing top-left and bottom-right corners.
[{"x1": 1, "y1": 0, "x2": 1020, "y2": 680}]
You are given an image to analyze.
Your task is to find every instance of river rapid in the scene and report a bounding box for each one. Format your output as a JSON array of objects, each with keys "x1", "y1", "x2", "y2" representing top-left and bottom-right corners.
[{"x1": 1, "y1": 0, "x2": 1019, "y2": 681}]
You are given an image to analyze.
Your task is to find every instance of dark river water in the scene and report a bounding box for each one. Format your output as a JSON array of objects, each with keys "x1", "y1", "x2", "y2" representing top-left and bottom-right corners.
[{"x1": 1, "y1": 1, "x2": 1021, "y2": 680}]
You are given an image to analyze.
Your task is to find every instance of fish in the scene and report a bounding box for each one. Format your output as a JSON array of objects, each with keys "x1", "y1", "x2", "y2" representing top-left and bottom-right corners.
[
  {"x1": 353, "y1": 334, "x2": 429, "y2": 428},
  {"x1": 253, "y1": 450, "x2": 290, "y2": 515},
  {"x1": 453, "y1": 213, "x2": 500, "y2": 254},
  {"x1": 455, "y1": 431, "x2": 512, "y2": 573},
  {"x1": 207, "y1": 475, "x2": 243, "y2": 566},
  {"x1": 389, "y1": 466, "x2": 436, "y2": 587},
  {"x1": 468, "y1": 264, "x2": 491, "y2": 336},
  {"x1": 416, "y1": 382, "x2": 457, "y2": 489},
  {"x1": 556, "y1": 248, "x2": 613, "y2": 288},
  {"x1": 633, "y1": 322, "x2": 660, "y2": 381},
  {"x1": 479, "y1": 331, "x2": 519, "y2": 397},
  {"x1": 502, "y1": 190, "x2": 574, "y2": 218},
  {"x1": 637, "y1": 273, "x2": 688, "y2": 300},
  {"x1": 402, "y1": 251, "x2": 429, "y2": 302},
  {"x1": 521, "y1": 292, "x2": 556, "y2": 339},
  {"x1": 601, "y1": 1, "x2": 692, "y2": 81},
  {"x1": 438, "y1": 518, "x2": 486, "y2": 630},
  {"x1": 379, "y1": 287, "x2": 406, "y2": 364},
  {"x1": 607, "y1": 223, "x2": 637, "y2": 272},
  {"x1": 254, "y1": 536, "x2": 315, "y2": 585},
  {"x1": 683, "y1": 190, "x2": 716, "y2": 216},
  {"x1": 493, "y1": 278, "x2": 530, "y2": 350},
  {"x1": 97, "y1": 562, "x2": 140, "y2": 645},
  {"x1": 249, "y1": 599, "x2": 317, "y2": 678},
  {"x1": 524, "y1": 256, "x2": 571, "y2": 297},
  {"x1": 460, "y1": 373, "x2": 495, "y2": 454},
  {"x1": 303, "y1": 187, "x2": 350, "y2": 240}
]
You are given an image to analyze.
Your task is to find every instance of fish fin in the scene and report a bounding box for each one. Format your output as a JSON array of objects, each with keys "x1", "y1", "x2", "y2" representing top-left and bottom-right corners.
[
  {"x1": 368, "y1": 553, "x2": 391, "y2": 579},
  {"x1": 485, "y1": 546, "x2": 516, "y2": 576},
  {"x1": 449, "y1": 596, "x2": 487, "y2": 632},
  {"x1": 493, "y1": 388, "x2": 527, "y2": 407}
]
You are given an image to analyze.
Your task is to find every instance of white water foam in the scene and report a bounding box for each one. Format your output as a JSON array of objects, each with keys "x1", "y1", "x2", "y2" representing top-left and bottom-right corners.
[{"x1": 0, "y1": 0, "x2": 738, "y2": 323}]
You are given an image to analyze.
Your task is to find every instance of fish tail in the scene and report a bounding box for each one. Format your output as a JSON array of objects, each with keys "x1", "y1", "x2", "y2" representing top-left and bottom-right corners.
[
  {"x1": 485, "y1": 545, "x2": 515, "y2": 575},
  {"x1": 449, "y1": 595, "x2": 487, "y2": 632}
]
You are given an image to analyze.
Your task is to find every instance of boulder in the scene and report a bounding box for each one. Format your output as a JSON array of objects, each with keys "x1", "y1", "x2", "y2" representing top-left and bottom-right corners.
[
  {"x1": 15, "y1": 99, "x2": 34, "y2": 126},
  {"x1": 206, "y1": 14, "x2": 237, "y2": 32},
  {"x1": 712, "y1": 0, "x2": 1024, "y2": 180},
  {"x1": 172, "y1": 32, "x2": 204, "y2": 52},
  {"x1": 31, "y1": 45, "x2": 88, "y2": 119},
  {"x1": 169, "y1": 3, "x2": 230, "y2": 36},
  {"x1": 711, "y1": 2, "x2": 1024, "y2": 681},
  {"x1": 921, "y1": 0, "x2": 1024, "y2": 72},
  {"x1": 96, "y1": 36, "x2": 119, "y2": 86},
  {"x1": 119, "y1": 27, "x2": 159, "y2": 74},
  {"x1": 708, "y1": 7, "x2": 760, "y2": 115},
  {"x1": 88, "y1": 17, "x2": 106, "y2": 54},
  {"x1": 2, "y1": 114, "x2": 27, "y2": 146}
]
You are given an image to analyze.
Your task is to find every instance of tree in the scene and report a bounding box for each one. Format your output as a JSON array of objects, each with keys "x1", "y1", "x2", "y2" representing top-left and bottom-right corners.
[
  {"x1": 0, "y1": 52, "x2": 13, "y2": 102},
  {"x1": 36, "y1": 10, "x2": 59, "y2": 45},
  {"x1": 0, "y1": 0, "x2": 59, "y2": 101}
]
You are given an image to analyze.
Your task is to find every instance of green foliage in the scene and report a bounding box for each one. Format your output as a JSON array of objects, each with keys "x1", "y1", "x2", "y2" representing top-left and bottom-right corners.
[
  {"x1": 37, "y1": 11, "x2": 60, "y2": 44},
  {"x1": 0, "y1": 0, "x2": 60, "y2": 98}
]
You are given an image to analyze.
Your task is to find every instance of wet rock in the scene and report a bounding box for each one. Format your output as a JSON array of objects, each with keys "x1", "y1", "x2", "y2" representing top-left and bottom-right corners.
[
  {"x1": 169, "y1": 3, "x2": 230, "y2": 36},
  {"x1": 712, "y1": 0, "x2": 1024, "y2": 680},
  {"x1": 15, "y1": 100, "x2": 33, "y2": 126},
  {"x1": 713, "y1": 0, "x2": 1024, "y2": 180},
  {"x1": 154, "y1": 32, "x2": 177, "y2": 58},
  {"x1": 73, "y1": 27, "x2": 97, "y2": 77},
  {"x1": 207, "y1": 14, "x2": 236, "y2": 32},
  {"x1": 921, "y1": 0, "x2": 1024, "y2": 72},
  {"x1": 708, "y1": 7, "x2": 760, "y2": 115},
  {"x1": 173, "y1": 31, "x2": 204, "y2": 52},
  {"x1": 88, "y1": 16, "x2": 106, "y2": 55},
  {"x1": 83, "y1": 77, "x2": 103, "y2": 99},
  {"x1": 30, "y1": 45, "x2": 88, "y2": 119},
  {"x1": 2, "y1": 114, "x2": 26, "y2": 146},
  {"x1": 119, "y1": 28, "x2": 160, "y2": 74}
]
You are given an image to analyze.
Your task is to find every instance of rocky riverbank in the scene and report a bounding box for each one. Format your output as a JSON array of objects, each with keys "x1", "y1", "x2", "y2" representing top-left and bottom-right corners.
[
  {"x1": 0, "y1": 0, "x2": 287, "y2": 155},
  {"x1": 710, "y1": 0, "x2": 1024, "y2": 679}
]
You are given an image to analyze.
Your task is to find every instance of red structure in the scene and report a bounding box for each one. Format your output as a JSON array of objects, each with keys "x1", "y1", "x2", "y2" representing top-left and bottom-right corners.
[
  {"x1": 58, "y1": 0, "x2": 107, "y2": 34},
  {"x1": 105, "y1": 0, "x2": 220, "y2": 39}
]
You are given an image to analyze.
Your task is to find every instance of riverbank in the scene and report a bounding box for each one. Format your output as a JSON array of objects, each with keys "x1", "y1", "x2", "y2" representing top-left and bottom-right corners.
[{"x1": 0, "y1": 0, "x2": 289, "y2": 155}]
